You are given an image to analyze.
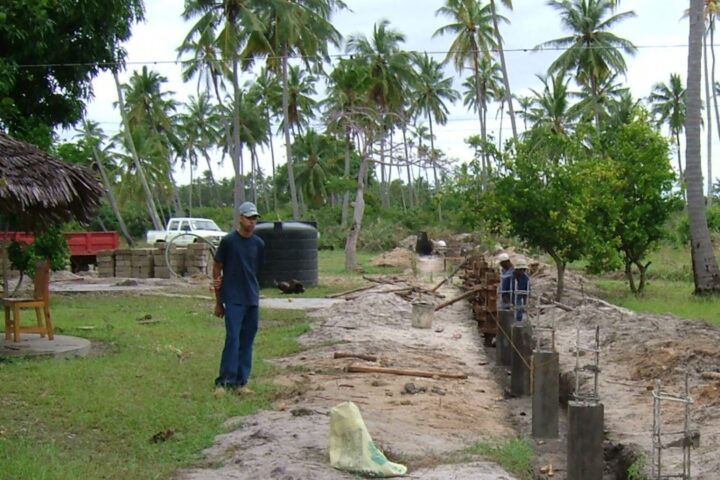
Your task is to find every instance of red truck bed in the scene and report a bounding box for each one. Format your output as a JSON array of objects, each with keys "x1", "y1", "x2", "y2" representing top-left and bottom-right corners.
[{"x1": 0, "y1": 231, "x2": 120, "y2": 271}]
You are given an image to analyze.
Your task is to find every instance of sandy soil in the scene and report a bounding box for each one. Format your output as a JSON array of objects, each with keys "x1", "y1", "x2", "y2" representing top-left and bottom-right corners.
[
  {"x1": 177, "y1": 255, "x2": 520, "y2": 480},
  {"x1": 45, "y1": 250, "x2": 720, "y2": 479}
]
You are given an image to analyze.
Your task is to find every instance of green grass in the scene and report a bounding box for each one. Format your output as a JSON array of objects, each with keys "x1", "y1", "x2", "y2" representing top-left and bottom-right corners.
[
  {"x1": 595, "y1": 278, "x2": 720, "y2": 326},
  {"x1": 465, "y1": 438, "x2": 534, "y2": 480},
  {"x1": 0, "y1": 294, "x2": 308, "y2": 480}
]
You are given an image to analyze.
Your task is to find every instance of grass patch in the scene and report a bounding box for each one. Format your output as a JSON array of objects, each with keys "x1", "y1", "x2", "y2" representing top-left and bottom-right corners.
[
  {"x1": 0, "y1": 293, "x2": 308, "y2": 480},
  {"x1": 595, "y1": 279, "x2": 720, "y2": 327},
  {"x1": 465, "y1": 438, "x2": 534, "y2": 480}
]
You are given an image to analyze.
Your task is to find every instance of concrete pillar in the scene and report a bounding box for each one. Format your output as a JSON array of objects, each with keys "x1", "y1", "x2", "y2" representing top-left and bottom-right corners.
[
  {"x1": 567, "y1": 401, "x2": 604, "y2": 480},
  {"x1": 496, "y1": 310, "x2": 513, "y2": 366},
  {"x1": 532, "y1": 350, "x2": 559, "y2": 438},
  {"x1": 510, "y1": 321, "x2": 533, "y2": 397}
]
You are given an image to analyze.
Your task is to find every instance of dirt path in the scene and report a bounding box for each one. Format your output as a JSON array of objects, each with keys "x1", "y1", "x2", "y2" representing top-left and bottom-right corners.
[
  {"x1": 171, "y1": 254, "x2": 720, "y2": 479},
  {"x1": 177, "y1": 256, "x2": 520, "y2": 479}
]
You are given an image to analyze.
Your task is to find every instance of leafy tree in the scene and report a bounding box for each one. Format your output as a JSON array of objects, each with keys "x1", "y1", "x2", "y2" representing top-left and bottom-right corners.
[
  {"x1": 0, "y1": 0, "x2": 144, "y2": 145},
  {"x1": 585, "y1": 116, "x2": 681, "y2": 293},
  {"x1": 494, "y1": 126, "x2": 594, "y2": 300}
]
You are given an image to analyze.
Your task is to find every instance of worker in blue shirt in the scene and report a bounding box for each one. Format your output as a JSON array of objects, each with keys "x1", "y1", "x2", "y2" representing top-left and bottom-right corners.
[
  {"x1": 511, "y1": 257, "x2": 531, "y2": 321},
  {"x1": 498, "y1": 252, "x2": 514, "y2": 311}
]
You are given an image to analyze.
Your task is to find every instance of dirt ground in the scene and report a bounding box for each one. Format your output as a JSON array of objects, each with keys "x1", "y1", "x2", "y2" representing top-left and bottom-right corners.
[{"x1": 45, "y1": 251, "x2": 720, "y2": 479}]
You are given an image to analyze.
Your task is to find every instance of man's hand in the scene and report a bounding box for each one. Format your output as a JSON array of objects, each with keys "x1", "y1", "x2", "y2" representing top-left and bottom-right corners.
[
  {"x1": 213, "y1": 277, "x2": 222, "y2": 291},
  {"x1": 214, "y1": 303, "x2": 225, "y2": 318}
]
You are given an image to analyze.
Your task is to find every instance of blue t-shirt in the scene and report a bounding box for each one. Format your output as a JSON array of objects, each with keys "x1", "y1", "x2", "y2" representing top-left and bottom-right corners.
[{"x1": 214, "y1": 231, "x2": 265, "y2": 306}]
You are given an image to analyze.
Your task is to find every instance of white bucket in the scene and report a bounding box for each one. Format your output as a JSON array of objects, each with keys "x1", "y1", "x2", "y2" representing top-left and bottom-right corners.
[{"x1": 411, "y1": 301, "x2": 434, "y2": 329}]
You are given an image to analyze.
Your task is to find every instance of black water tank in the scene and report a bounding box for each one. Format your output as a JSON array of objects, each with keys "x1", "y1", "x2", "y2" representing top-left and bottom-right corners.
[{"x1": 254, "y1": 221, "x2": 318, "y2": 288}]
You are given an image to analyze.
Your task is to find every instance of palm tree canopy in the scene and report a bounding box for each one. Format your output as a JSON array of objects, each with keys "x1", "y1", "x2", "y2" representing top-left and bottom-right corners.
[
  {"x1": 649, "y1": 73, "x2": 687, "y2": 136},
  {"x1": 412, "y1": 53, "x2": 461, "y2": 126},
  {"x1": 536, "y1": 0, "x2": 637, "y2": 86},
  {"x1": 434, "y1": 0, "x2": 503, "y2": 74}
]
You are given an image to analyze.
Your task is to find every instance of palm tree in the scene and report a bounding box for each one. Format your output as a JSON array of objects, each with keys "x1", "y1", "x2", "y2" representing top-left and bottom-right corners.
[
  {"x1": 434, "y1": 0, "x2": 498, "y2": 135},
  {"x1": 122, "y1": 66, "x2": 184, "y2": 216},
  {"x1": 649, "y1": 74, "x2": 687, "y2": 194},
  {"x1": 461, "y1": 56, "x2": 502, "y2": 172},
  {"x1": 247, "y1": 67, "x2": 281, "y2": 209},
  {"x1": 324, "y1": 57, "x2": 372, "y2": 226},
  {"x1": 489, "y1": 0, "x2": 518, "y2": 142},
  {"x1": 528, "y1": 72, "x2": 579, "y2": 136},
  {"x1": 178, "y1": 94, "x2": 222, "y2": 207},
  {"x1": 241, "y1": 0, "x2": 346, "y2": 220},
  {"x1": 411, "y1": 52, "x2": 460, "y2": 187},
  {"x1": 177, "y1": 22, "x2": 227, "y2": 101},
  {"x1": 535, "y1": 0, "x2": 637, "y2": 128},
  {"x1": 112, "y1": 70, "x2": 164, "y2": 230},
  {"x1": 514, "y1": 94, "x2": 534, "y2": 131},
  {"x1": 292, "y1": 129, "x2": 343, "y2": 207},
  {"x1": 347, "y1": 20, "x2": 414, "y2": 208},
  {"x1": 278, "y1": 65, "x2": 317, "y2": 137},
  {"x1": 685, "y1": 0, "x2": 720, "y2": 293},
  {"x1": 77, "y1": 119, "x2": 134, "y2": 246},
  {"x1": 182, "y1": 0, "x2": 266, "y2": 218}
]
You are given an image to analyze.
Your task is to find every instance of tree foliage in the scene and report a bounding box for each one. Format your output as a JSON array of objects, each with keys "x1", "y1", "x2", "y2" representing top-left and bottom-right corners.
[{"x1": 0, "y1": 0, "x2": 145, "y2": 144}]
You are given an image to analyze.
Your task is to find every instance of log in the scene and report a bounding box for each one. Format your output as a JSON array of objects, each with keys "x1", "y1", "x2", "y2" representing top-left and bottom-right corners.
[
  {"x1": 327, "y1": 284, "x2": 375, "y2": 299},
  {"x1": 434, "y1": 285, "x2": 483, "y2": 311},
  {"x1": 701, "y1": 371, "x2": 720, "y2": 380},
  {"x1": 347, "y1": 363, "x2": 467, "y2": 379},
  {"x1": 333, "y1": 352, "x2": 378, "y2": 362},
  {"x1": 431, "y1": 257, "x2": 468, "y2": 292}
]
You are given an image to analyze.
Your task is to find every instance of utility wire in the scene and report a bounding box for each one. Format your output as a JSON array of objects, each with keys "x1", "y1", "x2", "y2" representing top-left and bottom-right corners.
[{"x1": 9, "y1": 43, "x2": 694, "y2": 70}]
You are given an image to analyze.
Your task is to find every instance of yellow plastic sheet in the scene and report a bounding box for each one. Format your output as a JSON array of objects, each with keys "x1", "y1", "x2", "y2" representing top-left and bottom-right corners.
[{"x1": 329, "y1": 401, "x2": 407, "y2": 477}]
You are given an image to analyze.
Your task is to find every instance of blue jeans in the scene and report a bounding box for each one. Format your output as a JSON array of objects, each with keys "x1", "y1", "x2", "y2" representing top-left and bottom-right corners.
[{"x1": 215, "y1": 304, "x2": 259, "y2": 388}]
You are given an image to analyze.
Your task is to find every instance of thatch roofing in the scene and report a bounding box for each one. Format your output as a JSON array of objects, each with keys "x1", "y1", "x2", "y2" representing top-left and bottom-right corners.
[{"x1": 0, "y1": 132, "x2": 104, "y2": 230}]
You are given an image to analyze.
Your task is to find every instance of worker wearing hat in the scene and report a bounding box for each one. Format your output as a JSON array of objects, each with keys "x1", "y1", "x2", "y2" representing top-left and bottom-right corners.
[
  {"x1": 512, "y1": 257, "x2": 531, "y2": 321},
  {"x1": 497, "y1": 252, "x2": 514, "y2": 310}
]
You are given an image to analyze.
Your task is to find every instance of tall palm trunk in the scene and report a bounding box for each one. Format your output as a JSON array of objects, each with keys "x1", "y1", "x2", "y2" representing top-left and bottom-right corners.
[
  {"x1": 250, "y1": 146, "x2": 258, "y2": 204},
  {"x1": 281, "y1": 53, "x2": 301, "y2": 219},
  {"x1": 401, "y1": 124, "x2": 415, "y2": 208},
  {"x1": 201, "y1": 150, "x2": 220, "y2": 204},
  {"x1": 340, "y1": 127, "x2": 352, "y2": 228},
  {"x1": 345, "y1": 144, "x2": 370, "y2": 272},
  {"x1": 472, "y1": 53, "x2": 487, "y2": 173},
  {"x1": 379, "y1": 126, "x2": 389, "y2": 207},
  {"x1": 232, "y1": 60, "x2": 246, "y2": 214},
  {"x1": 685, "y1": 0, "x2": 720, "y2": 294},
  {"x1": 427, "y1": 110, "x2": 438, "y2": 187},
  {"x1": 265, "y1": 106, "x2": 278, "y2": 211},
  {"x1": 167, "y1": 151, "x2": 183, "y2": 216},
  {"x1": 112, "y1": 71, "x2": 163, "y2": 230},
  {"x1": 674, "y1": 129, "x2": 686, "y2": 200},
  {"x1": 711, "y1": 19, "x2": 719, "y2": 204},
  {"x1": 490, "y1": 0, "x2": 518, "y2": 142},
  {"x1": 83, "y1": 120, "x2": 134, "y2": 246},
  {"x1": 704, "y1": 24, "x2": 713, "y2": 202}
]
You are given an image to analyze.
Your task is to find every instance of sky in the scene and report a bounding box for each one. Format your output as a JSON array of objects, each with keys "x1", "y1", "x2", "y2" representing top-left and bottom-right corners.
[{"x1": 82, "y1": 0, "x2": 700, "y2": 188}]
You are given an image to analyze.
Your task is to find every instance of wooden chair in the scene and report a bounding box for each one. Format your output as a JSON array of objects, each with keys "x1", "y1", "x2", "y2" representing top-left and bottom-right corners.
[{"x1": 4, "y1": 260, "x2": 53, "y2": 342}]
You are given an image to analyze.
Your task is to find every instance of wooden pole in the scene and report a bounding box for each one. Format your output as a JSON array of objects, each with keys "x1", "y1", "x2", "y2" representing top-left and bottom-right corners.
[
  {"x1": 347, "y1": 363, "x2": 467, "y2": 379},
  {"x1": 434, "y1": 285, "x2": 483, "y2": 311}
]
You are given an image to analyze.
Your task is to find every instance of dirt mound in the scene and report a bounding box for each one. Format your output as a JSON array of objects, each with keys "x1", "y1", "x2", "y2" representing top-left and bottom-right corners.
[{"x1": 369, "y1": 247, "x2": 413, "y2": 268}]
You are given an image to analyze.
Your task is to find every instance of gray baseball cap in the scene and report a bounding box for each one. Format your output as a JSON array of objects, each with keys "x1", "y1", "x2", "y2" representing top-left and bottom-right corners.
[{"x1": 237, "y1": 201, "x2": 260, "y2": 217}]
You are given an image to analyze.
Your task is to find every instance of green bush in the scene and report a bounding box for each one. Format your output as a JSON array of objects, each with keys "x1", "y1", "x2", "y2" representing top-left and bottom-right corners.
[{"x1": 7, "y1": 228, "x2": 69, "y2": 274}]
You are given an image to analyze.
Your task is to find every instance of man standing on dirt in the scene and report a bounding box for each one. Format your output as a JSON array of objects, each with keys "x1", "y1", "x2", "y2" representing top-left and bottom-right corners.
[{"x1": 212, "y1": 201, "x2": 265, "y2": 396}]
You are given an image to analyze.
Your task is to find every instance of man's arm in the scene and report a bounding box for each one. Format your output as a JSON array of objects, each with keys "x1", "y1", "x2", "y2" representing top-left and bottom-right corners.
[{"x1": 213, "y1": 260, "x2": 224, "y2": 317}]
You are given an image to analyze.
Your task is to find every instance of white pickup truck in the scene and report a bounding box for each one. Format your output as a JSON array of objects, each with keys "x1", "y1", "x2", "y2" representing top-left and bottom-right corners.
[{"x1": 146, "y1": 217, "x2": 227, "y2": 246}]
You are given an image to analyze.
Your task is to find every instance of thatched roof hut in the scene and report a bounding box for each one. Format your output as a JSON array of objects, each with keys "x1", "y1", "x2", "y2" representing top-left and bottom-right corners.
[{"x1": 0, "y1": 132, "x2": 104, "y2": 230}]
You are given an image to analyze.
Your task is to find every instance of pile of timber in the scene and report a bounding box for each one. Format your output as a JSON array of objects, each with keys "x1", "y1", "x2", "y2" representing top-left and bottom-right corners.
[{"x1": 460, "y1": 255, "x2": 499, "y2": 345}]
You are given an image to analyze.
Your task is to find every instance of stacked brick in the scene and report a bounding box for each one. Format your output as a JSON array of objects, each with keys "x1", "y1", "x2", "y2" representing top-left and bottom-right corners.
[
  {"x1": 153, "y1": 247, "x2": 186, "y2": 278},
  {"x1": 130, "y1": 248, "x2": 154, "y2": 279},
  {"x1": 114, "y1": 249, "x2": 133, "y2": 277},
  {"x1": 184, "y1": 243, "x2": 212, "y2": 276},
  {"x1": 96, "y1": 250, "x2": 115, "y2": 277},
  {"x1": 461, "y1": 255, "x2": 500, "y2": 346}
]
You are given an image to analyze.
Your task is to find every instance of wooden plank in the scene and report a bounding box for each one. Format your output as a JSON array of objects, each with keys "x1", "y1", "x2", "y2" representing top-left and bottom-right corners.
[{"x1": 347, "y1": 363, "x2": 467, "y2": 379}]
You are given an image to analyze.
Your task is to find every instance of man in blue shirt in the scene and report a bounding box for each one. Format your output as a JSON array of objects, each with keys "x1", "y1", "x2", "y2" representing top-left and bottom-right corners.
[
  {"x1": 512, "y1": 257, "x2": 531, "y2": 321},
  {"x1": 212, "y1": 201, "x2": 265, "y2": 396}
]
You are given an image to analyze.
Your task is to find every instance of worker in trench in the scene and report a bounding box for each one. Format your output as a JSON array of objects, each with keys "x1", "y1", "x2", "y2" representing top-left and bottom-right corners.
[{"x1": 498, "y1": 253, "x2": 531, "y2": 321}]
